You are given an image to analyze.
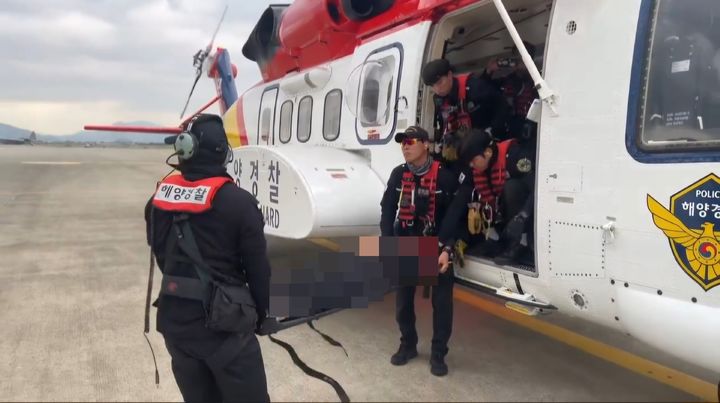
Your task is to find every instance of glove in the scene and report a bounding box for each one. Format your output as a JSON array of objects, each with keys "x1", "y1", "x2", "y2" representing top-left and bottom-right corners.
[
  {"x1": 255, "y1": 316, "x2": 279, "y2": 336},
  {"x1": 502, "y1": 212, "x2": 527, "y2": 245},
  {"x1": 455, "y1": 239, "x2": 467, "y2": 268}
]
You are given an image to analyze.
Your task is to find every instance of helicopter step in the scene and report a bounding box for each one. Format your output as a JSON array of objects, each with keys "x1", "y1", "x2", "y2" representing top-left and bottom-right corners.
[{"x1": 454, "y1": 274, "x2": 557, "y2": 311}]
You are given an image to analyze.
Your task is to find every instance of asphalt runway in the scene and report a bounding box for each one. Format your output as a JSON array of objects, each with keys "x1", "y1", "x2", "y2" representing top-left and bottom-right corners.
[{"x1": 0, "y1": 145, "x2": 709, "y2": 402}]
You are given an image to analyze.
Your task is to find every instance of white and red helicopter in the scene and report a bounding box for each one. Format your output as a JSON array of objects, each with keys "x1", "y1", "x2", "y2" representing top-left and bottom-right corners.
[{"x1": 87, "y1": 0, "x2": 720, "y2": 378}]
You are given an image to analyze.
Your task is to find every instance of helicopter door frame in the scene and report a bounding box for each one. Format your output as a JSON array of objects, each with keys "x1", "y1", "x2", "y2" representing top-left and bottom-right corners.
[{"x1": 258, "y1": 84, "x2": 279, "y2": 145}]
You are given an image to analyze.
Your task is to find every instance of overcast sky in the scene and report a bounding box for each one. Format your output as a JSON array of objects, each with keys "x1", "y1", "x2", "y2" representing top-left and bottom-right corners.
[{"x1": 0, "y1": 0, "x2": 277, "y2": 135}]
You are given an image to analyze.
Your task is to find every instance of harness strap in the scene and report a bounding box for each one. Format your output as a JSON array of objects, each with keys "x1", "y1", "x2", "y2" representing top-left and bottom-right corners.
[
  {"x1": 268, "y1": 334, "x2": 350, "y2": 403},
  {"x1": 398, "y1": 162, "x2": 440, "y2": 230},
  {"x1": 438, "y1": 73, "x2": 473, "y2": 138},
  {"x1": 144, "y1": 173, "x2": 176, "y2": 387},
  {"x1": 144, "y1": 236, "x2": 160, "y2": 386},
  {"x1": 419, "y1": 161, "x2": 440, "y2": 225},
  {"x1": 170, "y1": 214, "x2": 247, "y2": 294},
  {"x1": 308, "y1": 321, "x2": 348, "y2": 358},
  {"x1": 170, "y1": 215, "x2": 214, "y2": 308},
  {"x1": 457, "y1": 73, "x2": 470, "y2": 111},
  {"x1": 398, "y1": 170, "x2": 416, "y2": 225}
]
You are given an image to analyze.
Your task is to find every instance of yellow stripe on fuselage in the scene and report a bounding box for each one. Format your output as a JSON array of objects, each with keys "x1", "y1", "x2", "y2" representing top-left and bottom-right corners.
[{"x1": 223, "y1": 102, "x2": 242, "y2": 148}]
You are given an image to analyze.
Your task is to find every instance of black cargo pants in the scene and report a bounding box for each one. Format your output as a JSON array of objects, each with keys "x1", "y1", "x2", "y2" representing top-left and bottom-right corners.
[
  {"x1": 395, "y1": 267, "x2": 455, "y2": 357},
  {"x1": 164, "y1": 332, "x2": 269, "y2": 403}
]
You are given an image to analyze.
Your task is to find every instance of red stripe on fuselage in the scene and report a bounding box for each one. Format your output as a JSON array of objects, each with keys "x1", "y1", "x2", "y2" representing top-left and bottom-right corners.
[{"x1": 256, "y1": 0, "x2": 480, "y2": 82}]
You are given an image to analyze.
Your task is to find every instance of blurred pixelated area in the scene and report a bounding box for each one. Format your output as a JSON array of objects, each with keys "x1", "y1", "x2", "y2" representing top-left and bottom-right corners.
[{"x1": 268, "y1": 236, "x2": 440, "y2": 317}]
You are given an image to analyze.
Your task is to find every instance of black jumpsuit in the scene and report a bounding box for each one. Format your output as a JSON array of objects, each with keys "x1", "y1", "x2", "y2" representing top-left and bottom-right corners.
[
  {"x1": 380, "y1": 161, "x2": 458, "y2": 357},
  {"x1": 432, "y1": 74, "x2": 510, "y2": 176},
  {"x1": 145, "y1": 166, "x2": 271, "y2": 403}
]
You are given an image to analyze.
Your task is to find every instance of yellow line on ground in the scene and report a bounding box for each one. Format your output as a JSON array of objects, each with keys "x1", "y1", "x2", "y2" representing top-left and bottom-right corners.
[
  {"x1": 310, "y1": 237, "x2": 718, "y2": 402},
  {"x1": 307, "y1": 238, "x2": 342, "y2": 252},
  {"x1": 454, "y1": 289, "x2": 717, "y2": 402}
]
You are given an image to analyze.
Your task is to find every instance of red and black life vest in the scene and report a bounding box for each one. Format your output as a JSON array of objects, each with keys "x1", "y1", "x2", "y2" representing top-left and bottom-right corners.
[
  {"x1": 439, "y1": 73, "x2": 473, "y2": 136},
  {"x1": 397, "y1": 161, "x2": 440, "y2": 230},
  {"x1": 471, "y1": 139, "x2": 514, "y2": 207},
  {"x1": 152, "y1": 174, "x2": 232, "y2": 213}
]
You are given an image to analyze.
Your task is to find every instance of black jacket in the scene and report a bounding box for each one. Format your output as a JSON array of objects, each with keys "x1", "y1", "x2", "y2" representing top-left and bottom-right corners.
[
  {"x1": 380, "y1": 161, "x2": 458, "y2": 238},
  {"x1": 437, "y1": 167, "x2": 474, "y2": 246},
  {"x1": 439, "y1": 139, "x2": 536, "y2": 244},
  {"x1": 433, "y1": 74, "x2": 509, "y2": 138},
  {"x1": 145, "y1": 165, "x2": 270, "y2": 340}
]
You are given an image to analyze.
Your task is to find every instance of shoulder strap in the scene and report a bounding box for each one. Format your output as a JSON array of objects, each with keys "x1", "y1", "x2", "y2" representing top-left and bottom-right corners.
[
  {"x1": 170, "y1": 214, "x2": 214, "y2": 304},
  {"x1": 457, "y1": 73, "x2": 471, "y2": 105},
  {"x1": 421, "y1": 161, "x2": 441, "y2": 224},
  {"x1": 428, "y1": 161, "x2": 440, "y2": 222},
  {"x1": 429, "y1": 160, "x2": 440, "y2": 181}
]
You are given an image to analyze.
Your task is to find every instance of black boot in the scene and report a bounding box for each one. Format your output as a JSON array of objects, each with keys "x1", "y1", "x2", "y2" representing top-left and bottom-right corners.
[
  {"x1": 390, "y1": 344, "x2": 418, "y2": 366},
  {"x1": 430, "y1": 353, "x2": 448, "y2": 376}
]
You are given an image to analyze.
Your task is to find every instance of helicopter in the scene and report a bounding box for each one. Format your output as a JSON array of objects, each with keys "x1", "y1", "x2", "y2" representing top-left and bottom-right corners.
[{"x1": 86, "y1": 0, "x2": 720, "y2": 378}]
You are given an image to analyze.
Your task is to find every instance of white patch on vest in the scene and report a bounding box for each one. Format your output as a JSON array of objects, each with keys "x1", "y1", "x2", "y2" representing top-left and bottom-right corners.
[
  {"x1": 458, "y1": 172, "x2": 466, "y2": 184},
  {"x1": 154, "y1": 183, "x2": 211, "y2": 205},
  {"x1": 671, "y1": 59, "x2": 690, "y2": 73}
]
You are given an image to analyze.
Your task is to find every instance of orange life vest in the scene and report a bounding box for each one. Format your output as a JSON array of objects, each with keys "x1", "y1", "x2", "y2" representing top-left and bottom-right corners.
[
  {"x1": 439, "y1": 73, "x2": 473, "y2": 136},
  {"x1": 471, "y1": 139, "x2": 514, "y2": 208},
  {"x1": 152, "y1": 175, "x2": 232, "y2": 214}
]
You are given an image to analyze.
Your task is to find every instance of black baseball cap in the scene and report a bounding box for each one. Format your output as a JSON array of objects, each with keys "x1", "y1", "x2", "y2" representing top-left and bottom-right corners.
[
  {"x1": 394, "y1": 126, "x2": 430, "y2": 143},
  {"x1": 422, "y1": 59, "x2": 452, "y2": 85},
  {"x1": 460, "y1": 129, "x2": 494, "y2": 163}
]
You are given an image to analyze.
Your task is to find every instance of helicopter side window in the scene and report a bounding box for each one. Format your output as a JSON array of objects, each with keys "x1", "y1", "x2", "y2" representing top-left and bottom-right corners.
[
  {"x1": 360, "y1": 55, "x2": 396, "y2": 128},
  {"x1": 637, "y1": 0, "x2": 720, "y2": 153},
  {"x1": 260, "y1": 108, "x2": 272, "y2": 144},
  {"x1": 323, "y1": 89, "x2": 342, "y2": 141},
  {"x1": 279, "y1": 100, "x2": 293, "y2": 144},
  {"x1": 297, "y1": 95, "x2": 313, "y2": 143}
]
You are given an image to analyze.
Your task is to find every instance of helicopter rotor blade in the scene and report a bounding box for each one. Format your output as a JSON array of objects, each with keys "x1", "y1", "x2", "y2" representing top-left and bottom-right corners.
[
  {"x1": 194, "y1": 4, "x2": 228, "y2": 71},
  {"x1": 206, "y1": 5, "x2": 228, "y2": 55},
  {"x1": 179, "y1": 70, "x2": 202, "y2": 119},
  {"x1": 178, "y1": 4, "x2": 229, "y2": 120}
]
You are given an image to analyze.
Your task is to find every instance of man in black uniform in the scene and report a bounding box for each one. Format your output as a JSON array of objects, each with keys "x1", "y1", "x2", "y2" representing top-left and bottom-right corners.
[
  {"x1": 422, "y1": 58, "x2": 509, "y2": 176},
  {"x1": 493, "y1": 121, "x2": 536, "y2": 266},
  {"x1": 482, "y1": 41, "x2": 539, "y2": 141},
  {"x1": 380, "y1": 126, "x2": 458, "y2": 376},
  {"x1": 438, "y1": 129, "x2": 531, "y2": 263},
  {"x1": 481, "y1": 42, "x2": 539, "y2": 265},
  {"x1": 145, "y1": 114, "x2": 271, "y2": 402}
]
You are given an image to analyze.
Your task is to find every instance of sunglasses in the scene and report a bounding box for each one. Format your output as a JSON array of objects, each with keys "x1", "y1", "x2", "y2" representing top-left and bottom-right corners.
[{"x1": 401, "y1": 138, "x2": 422, "y2": 146}]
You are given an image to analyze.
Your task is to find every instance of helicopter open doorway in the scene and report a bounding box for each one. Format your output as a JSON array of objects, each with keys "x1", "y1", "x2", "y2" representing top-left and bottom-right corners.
[{"x1": 420, "y1": 0, "x2": 554, "y2": 278}]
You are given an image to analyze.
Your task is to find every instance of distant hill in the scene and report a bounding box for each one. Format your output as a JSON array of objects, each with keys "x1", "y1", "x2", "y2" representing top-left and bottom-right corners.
[
  {"x1": 0, "y1": 123, "x2": 33, "y2": 140},
  {"x1": 0, "y1": 121, "x2": 167, "y2": 144}
]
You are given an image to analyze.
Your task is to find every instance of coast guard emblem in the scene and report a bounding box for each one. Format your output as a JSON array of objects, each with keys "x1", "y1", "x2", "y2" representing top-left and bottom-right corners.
[
  {"x1": 516, "y1": 158, "x2": 532, "y2": 173},
  {"x1": 647, "y1": 173, "x2": 720, "y2": 291}
]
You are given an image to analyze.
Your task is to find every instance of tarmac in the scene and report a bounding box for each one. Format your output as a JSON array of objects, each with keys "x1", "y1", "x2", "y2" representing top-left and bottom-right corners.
[{"x1": 0, "y1": 145, "x2": 712, "y2": 402}]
